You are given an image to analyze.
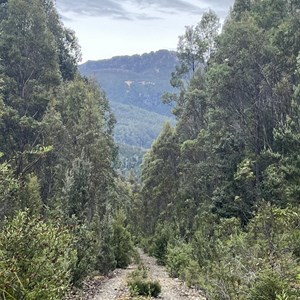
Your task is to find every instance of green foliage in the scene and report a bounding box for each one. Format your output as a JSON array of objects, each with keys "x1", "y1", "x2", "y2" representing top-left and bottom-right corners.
[
  {"x1": 62, "y1": 153, "x2": 92, "y2": 220},
  {"x1": 0, "y1": 210, "x2": 76, "y2": 300},
  {"x1": 169, "y1": 205, "x2": 300, "y2": 299},
  {"x1": 231, "y1": 0, "x2": 251, "y2": 20},
  {"x1": 149, "y1": 223, "x2": 177, "y2": 265},
  {"x1": 263, "y1": 120, "x2": 300, "y2": 206},
  {"x1": 135, "y1": 2, "x2": 300, "y2": 300},
  {"x1": 69, "y1": 219, "x2": 98, "y2": 285},
  {"x1": 0, "y1": 157, "x2": 19, "y2": 220},
  {"x1": 20, "y1": 174, "x2": 43, "y2": 215},
  {"x1": 117, "y1": 143, "x2": 146, "y2": 178},
  {"x1": 55, "y1": 77, "x2": 116, "y2": 218},
  {"x1": 127, "y1": 263, "x2": 161, "y2": 298},
  {"x1": 166, "y1": 242, "x2": 193, "y2": 278},
  {"x1": 112, "y1": 101, "x2": 175, "y2": 149},
  {"x1": 164, "y1": 11, "x2": 220, "y2": 121},
  {"x1": 131, "y1": 263, "x2": 148, "y2": 279},
  {"x1": 141, "y1": 122, "x2": 179, "y2": 234},
  {"x1": 0, "y1": 0, "x2": 81, "y2": 209},
  {"x1": 111, "y1": 211, "x2": 135, "y2": 268},
  {"x1": 177, "y1": 10, "x2": 220, "y2": 78},
  {"x1": 249, "y1": 269, "x2": 296, "y2": 300},
  {"x1": 0, "y1": 0, "x2": 139, "y2": 296},
  {"x1": 150, "y1": 233, "x2": 168, "y2": 265},
  {"x1": 234, "y1": 158, "x2": 255, "y2": 181},
  {"x1": 128, "y1": 278, "x2": 161, "y2": 298},
  {"x1": 0, "y1": 0, "x2": 61, "y2": 100},
  {"x1": 95, "y1": 215, "x2": 117, "y2": 275}
]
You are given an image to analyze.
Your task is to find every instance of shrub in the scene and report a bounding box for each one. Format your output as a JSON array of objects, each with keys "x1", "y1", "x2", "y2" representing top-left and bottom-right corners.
[
  {"x1": 150, "y1": 223, "x2": 176, "y2": 265},
  {"x1": 249, "y1": 269, "x2": 297, "y2": 300},
  {"x1": 95, "y1": 214, "x2": 117, "y2": 274},
  {"x1": 70, "y1": 220, "x2": 98, "y2": 285},
  {"x1": 128, "y1": 278, "x2": 161, "y2": 297},
  {"x1": 198, "y1": 206, "x2": 300, "y2": 300},
  {"x1": 166, "y1": 242, "x2": 193, "y2": 278},
  {"x1": 112, "y1": 211, "x2": 134, "y2": 268},
  {"x1": 179, "y1": 259, "x2": 202, "y2": 288},
  {"x1": 129, "y1": 263, "x2": 148, "y2": 279},
  {"x1": 0, "y1": 156, "x2": 20, "y2": 222},
  {"x1": 127, "y1": 262, "x2": 161, "y2": 298},
  {"x1": 0, "y1": 210, "x2": 76, "y2": 300}
]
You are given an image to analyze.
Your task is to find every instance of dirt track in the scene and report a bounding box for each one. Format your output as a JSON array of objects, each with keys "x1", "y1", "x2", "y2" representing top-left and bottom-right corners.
[{"x1": 93, "y1": 249, "x2": 206, "y2": 300}]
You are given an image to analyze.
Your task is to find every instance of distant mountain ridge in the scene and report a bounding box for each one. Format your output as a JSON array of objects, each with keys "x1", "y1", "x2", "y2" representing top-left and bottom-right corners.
[
  {"x1": 81, "y1": 49, "x2": 177, "y2": 72},
  {"x1": 79, "y1": 49, "x2": 177, "y2": 116}
]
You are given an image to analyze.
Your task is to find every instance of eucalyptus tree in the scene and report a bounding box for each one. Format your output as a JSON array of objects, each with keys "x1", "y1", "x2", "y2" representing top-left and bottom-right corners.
[
  {"x1": 164, "y1": 10, "x2": 220, "y2": 119},
  {"x1": 141, "y1": 122, "x2": 180, "y2": 234}
]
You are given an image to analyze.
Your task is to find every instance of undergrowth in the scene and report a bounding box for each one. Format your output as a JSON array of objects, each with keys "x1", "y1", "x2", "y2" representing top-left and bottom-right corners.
[{"x1": 127, "y1": 263, "x2": 161, "y2": 298}]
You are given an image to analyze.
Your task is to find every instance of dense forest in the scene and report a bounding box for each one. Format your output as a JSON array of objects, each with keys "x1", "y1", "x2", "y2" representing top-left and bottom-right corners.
[{"x1": 0, "y1": 0, "x2": 300, "y2": 299}]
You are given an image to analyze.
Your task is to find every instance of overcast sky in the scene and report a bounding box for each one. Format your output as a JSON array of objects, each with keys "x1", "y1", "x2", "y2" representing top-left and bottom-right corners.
[{"x1": 56, "y1": 0, "x2": 234, "y2": 62}]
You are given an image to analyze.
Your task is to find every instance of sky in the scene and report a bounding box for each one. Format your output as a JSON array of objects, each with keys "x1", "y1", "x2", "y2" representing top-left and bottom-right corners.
[{"x1": 56, "y1": 0, "x2": 235, "y2": 62}]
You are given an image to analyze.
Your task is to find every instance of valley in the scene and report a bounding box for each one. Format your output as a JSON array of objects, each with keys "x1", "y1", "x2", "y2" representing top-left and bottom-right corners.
[{"x1": 79, "y1": 50, "x2": 177, "y2": 175}]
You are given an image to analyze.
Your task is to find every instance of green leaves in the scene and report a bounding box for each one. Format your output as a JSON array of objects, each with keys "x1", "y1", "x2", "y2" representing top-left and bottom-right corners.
[
  {"x1": 165, "y1": 10, "x2": 220, "y2": 122},
  {"x1": 63, "y1": 153, "x2": 92, "y2": 220},
  {"x1": 111, "y1": 211, "x2": 135, "y2": 268},
  {"x1": 0, "y1": 156, "x2": 20, "y2": 220},
  {"x1": 177, "y1": 10, "x2": 220, "y2": 79},
  {"x1": 141, "y1": 122, "x2": 179, "y2": 233},
  {"x1": 0, "y1": 0, "x2": 61, "y2": 99},
  {"x1": 235, "y1": 159, "x2": 255, "y2": 181},
  {"x1": 0, "y1": 210, "x2": 76, "y2": 300}
]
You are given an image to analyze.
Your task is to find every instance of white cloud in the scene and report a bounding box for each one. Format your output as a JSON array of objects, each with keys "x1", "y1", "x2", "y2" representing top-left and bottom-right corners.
[{"x1": 57, "y1": 0, "x2": 234, "y2": 61}]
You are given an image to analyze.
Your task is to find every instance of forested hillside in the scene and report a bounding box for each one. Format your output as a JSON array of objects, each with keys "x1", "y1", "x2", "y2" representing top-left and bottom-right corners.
[
  {"x1": 79, "y1": 50, "x2": 177, "y2": 116},
  {"x1": 136, "y1": 2, "x2": 300, "y2": 299},
  {"x1": 0, "y1": 1, "x2": 136, "y2": 299},
  {"x1": 79, "y1": 50, "x2": 177, "y2": 149}
]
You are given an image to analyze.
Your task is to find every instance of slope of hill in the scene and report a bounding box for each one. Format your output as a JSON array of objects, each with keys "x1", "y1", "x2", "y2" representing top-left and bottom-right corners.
[
  {"x1": 79, "y1": 50, "x2": 177, "y2": 176},
  {"x1": 111, "y1": 101, "x2": 174, "y2": 149},
  {"x1": 79, "y1": 49, "x2": 177, "y2": 117}
]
